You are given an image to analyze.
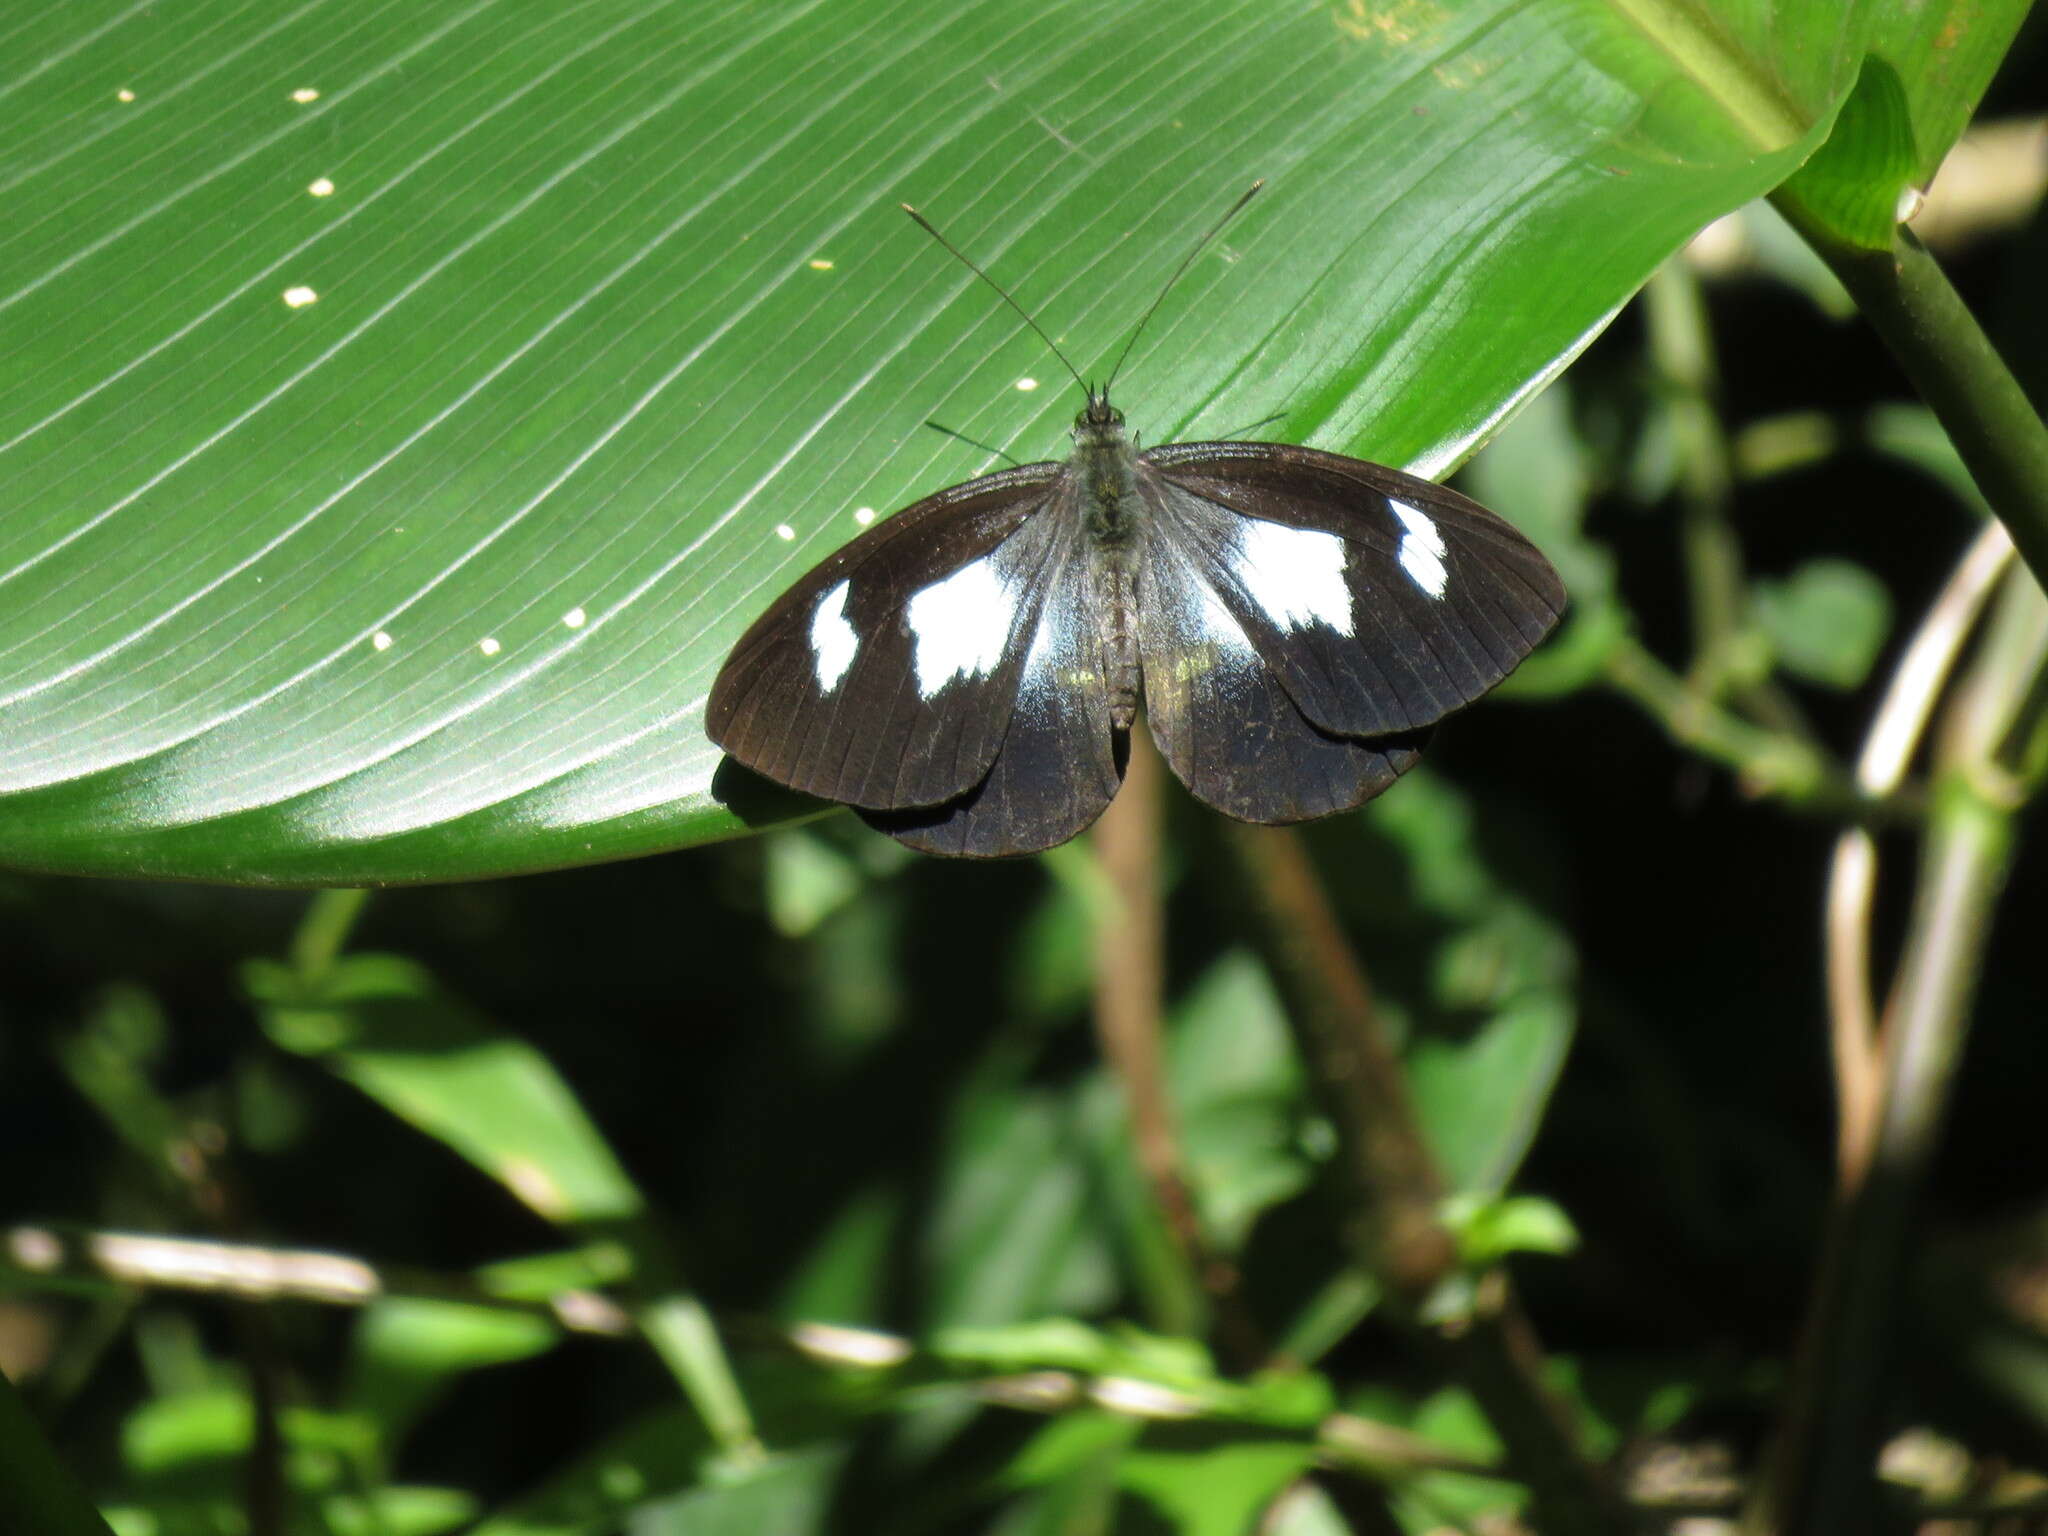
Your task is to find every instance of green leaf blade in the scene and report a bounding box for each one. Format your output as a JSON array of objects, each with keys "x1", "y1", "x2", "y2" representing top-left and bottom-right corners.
[{"x1": 2, "y1": 0, "x2": 1884, "y2": 879}]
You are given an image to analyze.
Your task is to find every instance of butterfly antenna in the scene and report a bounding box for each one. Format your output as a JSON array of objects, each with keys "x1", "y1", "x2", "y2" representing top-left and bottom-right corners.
[
  {"x1": 1102, "y1": 179, "x2": 1264, "y2": 395},
  {"x1": 902, "y1": 203, "x2": 1088, "y2": 398}
]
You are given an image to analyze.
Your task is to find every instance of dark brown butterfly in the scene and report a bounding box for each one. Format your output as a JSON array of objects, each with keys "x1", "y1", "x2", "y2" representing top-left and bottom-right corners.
[{"x1": 708, "y1": 186, "x2": 1563, "y2": 856}]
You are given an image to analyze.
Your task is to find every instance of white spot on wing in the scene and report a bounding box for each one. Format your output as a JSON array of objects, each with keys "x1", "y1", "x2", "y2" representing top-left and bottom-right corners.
[
  {"x1": 1237, "y1": 520, "x2": 1353, "y2": 634},
  {"x1": 810, "y1": 579, "x2": 858, "y2": 692},
  {"x1": 1389, "y1": 499, "x2": 1449, "y2": 598},
  {"x1": 1016, "y1": 604, "x2": 1060, "y2": 705},
  {"x1": 907, "y1": 558, "x2": 1015, "y2": 697},
  {"x1": 1197, "y1": 584, "x2": 1256, "y2": 661}
]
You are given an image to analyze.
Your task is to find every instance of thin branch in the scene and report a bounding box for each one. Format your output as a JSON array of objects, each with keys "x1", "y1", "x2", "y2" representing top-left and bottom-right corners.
[
  {"x1": 1746, "y1": 568, "x2": 2045, "y2": 1536},
  {"x1": 52, "y1": 1221, "x2": 2048, "y2": 1528},
  {"x1": 0, "y1": 1224, "x2": 1496, "y2": 1487},
  {"x1": 1215, "y1": 824, "x2": 1449, "y2": 1299},
  {"x1": 2, "y1": 1224, "x2": 632, "y2": 1335},
  {"x1": 1644, "y1": 267, "x2": 1743, "y2": 667},
  {"x1": 235, "y1": 1305, "x2": 285, "y2": 1536},
  {"x1": 1645, "y1": 263, "x2": 1815, "y2": 744},
  {"x1": 1822, "y1": 831, "x2": 1883, "y2": 1168},
  {"x1": 1825, "y1": 521, "x2": 2014, "y2": 1179},
  {"x1": 1088, "y1": 723, "x2": 1260, "y2": 1363},
  {"x1": 1216, "y1": 822, "x2": 1632, "y2": 1536},
  {"x1": 1603, "y1": 639, "x2": 1892, "y2": 819},
  {"x1": 290, "y1": 888, "x2": 372, "y2": 978}
]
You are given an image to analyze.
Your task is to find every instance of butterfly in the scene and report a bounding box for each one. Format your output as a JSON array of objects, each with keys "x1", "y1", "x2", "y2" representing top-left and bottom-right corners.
[{"x1": 707, "y1": 186, "x2": 1564, "y2": 857}]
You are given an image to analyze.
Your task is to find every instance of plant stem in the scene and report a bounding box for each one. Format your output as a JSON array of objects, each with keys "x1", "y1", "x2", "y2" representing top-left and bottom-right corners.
[
  {"x1": 1774, "y1": 209, "x2": 2048, "y2": 594},
  {"x1": 1603, "y1": 639, "x2": 1888, "y2": 818},
  {"x1": 1218, "y1": 822, "x2": 1631, "y2": 1535},
  {"x1": 290, "y1": 888, "x2": 372, "y2": 977},
  {"x1": 1217, "y1": 823, "x2": 1449, "y2": 1300},
  {"x1": 1644, "y1": 264, "x2": 1815, "y2": 742},
  {"x1": 3, "y1": 1222, "x2": 633, "y2": 1333},
  {"x1": 1746, "y1": 569, "x2": 2043, "y2": 1535},
  {"x1": 1089, "y1": 724, "x2": 1259, "y2": 1360},
  {"x1": 1644, "y1": 266, "x2": 1744, "y2": 667},
  {"x1": 1824, "y1": 521, "x2": 2014, "y2": 1177},
  {"x1": 1748, "y1": 772, "x2": 2016, "y2": 1535}
]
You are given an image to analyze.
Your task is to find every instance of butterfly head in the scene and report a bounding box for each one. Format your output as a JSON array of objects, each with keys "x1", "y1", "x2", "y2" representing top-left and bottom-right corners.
[{"x1": 1072, "y1": 389, "x2": 1126, "y2": 448}]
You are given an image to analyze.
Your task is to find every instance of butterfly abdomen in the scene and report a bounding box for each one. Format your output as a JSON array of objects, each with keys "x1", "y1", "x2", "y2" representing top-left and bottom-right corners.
[
  {"x1": 1086, "y1": 542, "x2": 1142, "y2": 730},
  {"x1": 1067, "y1": 412, "x2": 1145, "y2": 727}
]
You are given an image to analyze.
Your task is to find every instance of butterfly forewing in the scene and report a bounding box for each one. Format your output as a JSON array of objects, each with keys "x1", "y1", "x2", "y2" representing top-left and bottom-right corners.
[
  {"x1": 707, "y1": 464, "x2": 1067, "y2": 810},
  {"x1": 1137, "y1": 529, "x2": 1427, "y2": 823},
  {"x1": 1139, "y1": 443, "x2": 1564, "y2": 739},
  {"x1": 710, "y1": 403, "x2": 1565, "y2": 854},
  {"x1": 861, "y1": 546, "x2": 1122, "y2": 855}
]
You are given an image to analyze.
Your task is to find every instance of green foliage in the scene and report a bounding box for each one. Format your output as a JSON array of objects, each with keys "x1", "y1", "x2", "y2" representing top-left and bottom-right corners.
[
  {"x1": 2, "y1": 1, "x2": 2044, "y2": 1534},
  {"x1": 0, "y1": 0, "x2": 1923, "y2": 882},
  {"x1": 1779, "y1": 58, "x2": 1922, "y2": 251},
  {"x1": 1439, "y1": 1194, "x2": 1580, "y2": 1268},
  {"x1": 247, "y1": 952, "x2": 645, "y2": 1225},
  {"x1": 346, "y1": 1298, "x2": 560, "y2": 1441},
  {"x1": 1751, "y1": 558, "x2": 1893, "y2": 689}
]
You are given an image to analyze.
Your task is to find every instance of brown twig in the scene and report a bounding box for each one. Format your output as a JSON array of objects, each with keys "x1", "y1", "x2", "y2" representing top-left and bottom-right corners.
[
  {"x1": 2, "y1": 1224, "x2": 632, "y2": 1335},
  {"x1": 1214, "y1": 823, "x2": 1448, "y2": 1296},
  {"x1": 1825, "y1": 521, "x2": 2014, "y2": 1179},
  {"x1": 236, "y1": 1304, "x2": 285, "y2": 1536},
  {"x1": 1089, "y1": 723, "x2": 1261, "y2": 1364},
  {"x1": 1747, "y1": 567, "x2": 2044, "y2": 1535},
  {"x1": 1216, "y1": 821, "x2": 1630, "y2": 1535}
]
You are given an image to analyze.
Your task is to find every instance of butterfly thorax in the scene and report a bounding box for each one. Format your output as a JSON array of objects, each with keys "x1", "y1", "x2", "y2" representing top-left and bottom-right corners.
[
  {"x1": 1071, "y1": 393, "x2": 1143, "y2": 728},
  {"x1": 1071, "y1": 395, "x2": 1139, "y2": 541}
]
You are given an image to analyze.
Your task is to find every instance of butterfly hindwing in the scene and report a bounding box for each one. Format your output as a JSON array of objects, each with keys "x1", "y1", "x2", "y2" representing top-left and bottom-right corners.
[
  {"x1": 1139, "y1": 443, "x2": 1564, "y2": 739},
  {"x1": 711, "y1": 419, "x2": 1563, "y2": 853},
  {"x1": 861, "y1": 545, "x2": 1123, "y2": 856},
  {"x1": 1137, "y1": 532, "x2": 1426, "y2": 823},
  {"x1": 707, "y1": 464, "x2": 1067, "y2": 811}
]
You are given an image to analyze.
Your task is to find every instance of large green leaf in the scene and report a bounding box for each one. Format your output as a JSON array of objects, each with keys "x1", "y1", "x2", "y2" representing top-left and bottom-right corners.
[
  {"x1": 0, "y1": 0, "x2": 1919, "y2": 881},
  {"x1": 1775, "y1": 0, "x2": 2031, "y2": 249}
]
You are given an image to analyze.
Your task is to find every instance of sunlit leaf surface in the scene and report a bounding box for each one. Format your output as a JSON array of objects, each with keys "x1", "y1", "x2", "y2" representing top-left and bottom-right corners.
[{"x1": 2, "y1": 0, "x2": 1872, "y2": 881}]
